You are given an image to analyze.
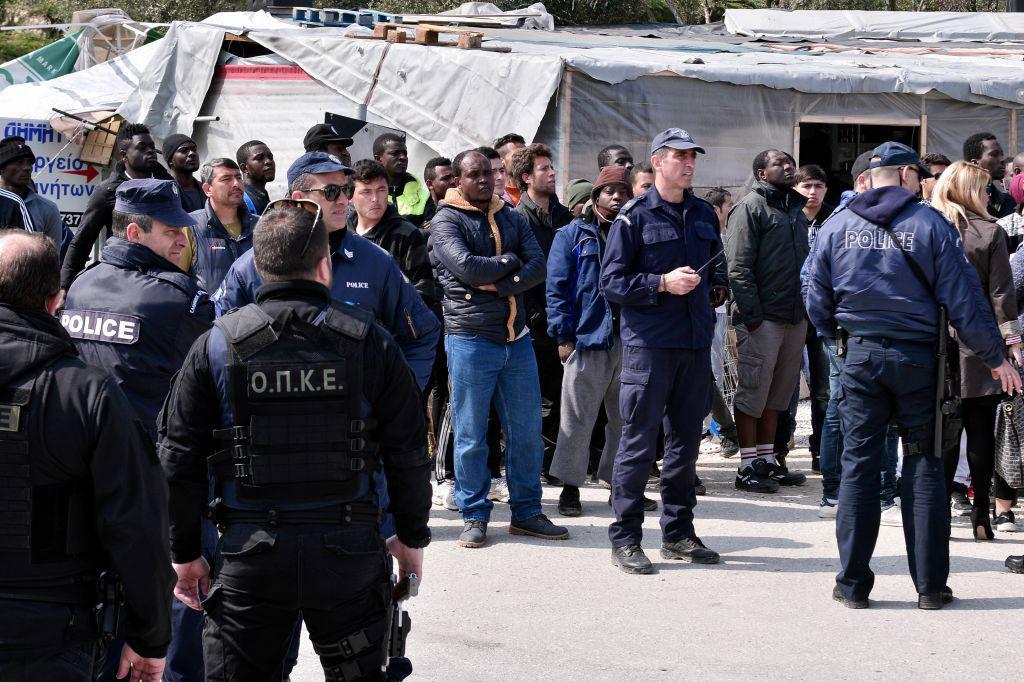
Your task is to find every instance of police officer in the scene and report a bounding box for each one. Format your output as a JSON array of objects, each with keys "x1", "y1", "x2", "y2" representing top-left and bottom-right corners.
[
  {"x1": 62, "y1": 179, "x2": 213, "y2": 439},
  {"x1": 61, "y1": 179, "x2": 214, "y2": 680},
  {"x1": 159, "y1": 203, "x2": 431, "y2": 681},
  {"x1": 600, "y1": 129, "x2": 728, "y2": 574},
  {"x1": 214, "y1": 152, "x2": 439, "y2": 390},
  {"x1": 806, "y1": 141, "x2": 1021, "y2": 609},
  {"x1": 0, "y1": 230, "x2": 173, "y2": 681}
]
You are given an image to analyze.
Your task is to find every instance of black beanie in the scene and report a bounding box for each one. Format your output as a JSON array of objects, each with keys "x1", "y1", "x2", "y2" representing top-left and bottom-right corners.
[
  {"x1": 0, "y1": 139, "x2": 34, "y2": 169},
  {"x1": 161, "y1": 133, "x2": 194, "y2": 163}
]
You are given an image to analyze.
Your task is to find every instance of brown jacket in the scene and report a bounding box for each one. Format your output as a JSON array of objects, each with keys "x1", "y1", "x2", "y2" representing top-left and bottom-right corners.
[{"x1": 957, "y1": 212, "x2": 1020, "y2": 398}]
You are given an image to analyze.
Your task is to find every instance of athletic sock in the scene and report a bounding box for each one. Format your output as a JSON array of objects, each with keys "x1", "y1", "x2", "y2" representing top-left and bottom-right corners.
[
  {"x1": 756, "y1": 444, "x2": 774, "y2": 464},
  {"x1": 739, "y1": 447, "x2": 758, "y2": 469}
]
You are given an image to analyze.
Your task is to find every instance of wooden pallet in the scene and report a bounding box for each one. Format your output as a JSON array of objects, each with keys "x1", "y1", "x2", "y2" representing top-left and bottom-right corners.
[{"x1": 361, "y1": 22, "x2": 510, "y2": 52}]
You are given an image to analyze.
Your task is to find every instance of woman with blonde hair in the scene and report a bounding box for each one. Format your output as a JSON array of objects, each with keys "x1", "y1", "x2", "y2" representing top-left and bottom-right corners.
[{"x1": 932, "y1": 160, "x2": 1022, "y2": 540}]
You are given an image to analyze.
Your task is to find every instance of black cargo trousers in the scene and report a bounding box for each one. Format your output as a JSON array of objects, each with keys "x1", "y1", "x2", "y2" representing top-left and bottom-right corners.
[{"x1": 202, "y1": 521, "x2": 391, "y2": 681}]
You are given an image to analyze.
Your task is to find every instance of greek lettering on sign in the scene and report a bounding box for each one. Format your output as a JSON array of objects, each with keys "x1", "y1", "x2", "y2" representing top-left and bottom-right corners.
[
  {"x1": 60, "y1": 309, "x2": 141, "y2": 345},
  {"x1": 247, "y1": 363, "x2": 346, "y2": 398}
]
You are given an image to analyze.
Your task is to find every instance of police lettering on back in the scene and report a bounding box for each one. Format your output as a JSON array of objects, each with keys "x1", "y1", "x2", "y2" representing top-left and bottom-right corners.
[
  {"x1": 61, "y1": 309, "x2": 141, "y2": 344},
  {"x1": 843, "y1": 228, "x2": 915, "y2": 251}
]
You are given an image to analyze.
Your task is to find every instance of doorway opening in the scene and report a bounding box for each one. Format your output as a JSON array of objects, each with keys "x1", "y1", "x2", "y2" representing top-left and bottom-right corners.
[{"x1": 797, "y1": 121, "x2": 921, "y2": 207}]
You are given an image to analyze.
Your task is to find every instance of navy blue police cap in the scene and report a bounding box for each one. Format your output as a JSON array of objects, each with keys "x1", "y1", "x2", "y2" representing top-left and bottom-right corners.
[
  {"x1": 287, "y1": 151, "x2": 352, "y2": 188},
  {"x1": 869, "y1": 142, "x2": 932, "y2": 179},
  {"x1": 115, "y1": 179, "x2": 196, "y2": 227},
  {"x1": 650, "y1": 128, "x2": 706, "y2": 158}
]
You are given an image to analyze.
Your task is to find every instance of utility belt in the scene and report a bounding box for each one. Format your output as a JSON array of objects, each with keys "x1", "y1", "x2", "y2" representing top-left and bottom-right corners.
[
  {"x1": 207, "y1": 499, "x2": 381, "y2": 528},
  {"x1": 0, "y1": 575, "x2": 97, "y2": 606}
]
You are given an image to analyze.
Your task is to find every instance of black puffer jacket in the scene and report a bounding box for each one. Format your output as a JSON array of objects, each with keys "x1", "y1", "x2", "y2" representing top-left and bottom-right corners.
[
  {"x1": 429, "y1": 189, "x2": 545, "y2": 344},
  {"x1": 725, "y1": 180, "x2": 809, "y2": 326}
]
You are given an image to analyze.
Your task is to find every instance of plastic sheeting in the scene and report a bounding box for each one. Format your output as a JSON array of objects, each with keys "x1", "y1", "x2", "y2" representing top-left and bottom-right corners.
[
  {"x1": 119, "y1": 16, "x2": 564, "y2": 159},
  {"x1": 548, "y1": 70, "x2": 1018, "y2": 191},
  {"x1": 0, "y1": 38, "x2": 162, "y2": 120},
  {"x1": 725, "y1": 9, "x2": 1024, "y2": 44}
]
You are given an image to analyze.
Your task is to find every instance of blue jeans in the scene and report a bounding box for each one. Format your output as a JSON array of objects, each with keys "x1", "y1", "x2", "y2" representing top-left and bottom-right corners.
[
  {"x1": 446, "y1": 333, "x2": 543, "y2": 522},
  {"x1": 820, "y1": 339, "x2": 899, "y2": 504}
]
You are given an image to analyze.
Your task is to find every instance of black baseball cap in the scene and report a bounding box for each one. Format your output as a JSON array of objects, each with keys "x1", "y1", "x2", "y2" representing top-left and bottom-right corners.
[
  {"x1": 870, "y1": 141, "x2": 932, "y2": 179},
  {"x1": 115, "y1": 179, "x2": 197, "y2": 228},
  {"x1": 303, "y1": 124, "x2": 354, "y2": 152}
]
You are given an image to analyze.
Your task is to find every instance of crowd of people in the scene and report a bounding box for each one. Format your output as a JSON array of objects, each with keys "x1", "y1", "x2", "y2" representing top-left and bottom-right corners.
[{"x1": 2, "y1": 115, "x2": 1024, "y2": 680}]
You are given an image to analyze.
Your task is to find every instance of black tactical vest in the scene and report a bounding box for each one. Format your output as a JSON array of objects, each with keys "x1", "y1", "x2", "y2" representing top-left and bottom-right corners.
[
  {"x1": 209, "y1": 302, "x2": 380, "y2": 505},
  {"x1": 0, "y1": 366, "x2": 97, "y2": 603}
]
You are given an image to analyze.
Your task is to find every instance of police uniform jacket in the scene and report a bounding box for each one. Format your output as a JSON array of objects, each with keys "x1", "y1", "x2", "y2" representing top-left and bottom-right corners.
[
  {"x1": 157, "y1": 280, "x2": 432, "y2": 563},
  {"x1": 806, "y1": 185, "x2": 1005, "y2": 369},
  {"x1": 724, "y1": 180, "x2": 809, "y2": 327},
  {"x1": 212, "y1": 227, "x2": 439, "y2": 390},
  {"x1": 600, "y1": 186, "x2": 725, "y2": 349},
  {"x1": 429, "y1": 190, "x2": 546, "y2": 345},
  {"x1": 63, "y1": 237, "x2": 213, "y2": 439},
  {"x1": 956, "y1": 212, "x2": 1019, "y2": 398},
  {"x1": 0, "y1": 304, "x2": 173, "y2": 658}
]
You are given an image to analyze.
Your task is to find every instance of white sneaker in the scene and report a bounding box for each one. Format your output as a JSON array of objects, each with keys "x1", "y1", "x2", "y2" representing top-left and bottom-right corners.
[
  {"x1": 432, "y1": 480, "x2": 459, "y2": 511},
  {"x1": 699, "y1": 438, "x2": 721, "y2": 455},
  {"x1": 880, "y1": 501, "x2": 903, "y2": 527},
  {"x1": 994, "y1": 511, "x2": 1019, "y2": 533},
  {"x1": 818, "y1": 499, "x2": 838, "y2": 518},
  {"x1": 488, "y1": 476, "x2": 510, "y2": 503}
]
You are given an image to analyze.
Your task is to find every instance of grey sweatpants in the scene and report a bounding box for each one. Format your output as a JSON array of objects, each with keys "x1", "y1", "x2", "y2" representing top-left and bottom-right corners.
[{"x1": 549, "y1": 346, "x2": 622, "y2": 487}]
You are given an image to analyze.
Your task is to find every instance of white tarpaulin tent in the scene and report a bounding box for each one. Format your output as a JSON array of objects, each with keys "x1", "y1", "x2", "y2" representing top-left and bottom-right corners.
[
  {"x1": 2, "y1": 8, "x2": 1023, "y2": 198},
  {"x1": 725, "y1": 9, "x2": 1024, "y2": 43}
]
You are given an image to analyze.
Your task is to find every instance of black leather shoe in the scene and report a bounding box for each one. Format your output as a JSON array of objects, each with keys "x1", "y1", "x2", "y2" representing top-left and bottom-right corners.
[
  {"x1": 918, "y1": 587, "x2": 954, "y2": 610},
  {"x1": 558, "y1": 485, "x2": 582, "y2": 517},
  {"x1": 661, "y1": 536, "x2": 720, "y2": 564},
  {"x1": 694, "y1": 476, "x2": 707, "y2": 496},
  {"x1": 811, "y1": 453, "x2": 820, "y2": 473},
  {"x1": 832, "y1": 585, "x2": 868, "y2": 609},
  {"x1": 1006, "y1": 555, "x2": 1024, "y2": 574},
  {"x1": 612, "y1": 544, "x2": 654, "y2": 574}
]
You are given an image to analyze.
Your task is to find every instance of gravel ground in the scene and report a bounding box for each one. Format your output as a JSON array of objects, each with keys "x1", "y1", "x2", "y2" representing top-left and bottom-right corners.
[{"x1": 285, "y1": 401, "x2": 1024, "y2": 680}]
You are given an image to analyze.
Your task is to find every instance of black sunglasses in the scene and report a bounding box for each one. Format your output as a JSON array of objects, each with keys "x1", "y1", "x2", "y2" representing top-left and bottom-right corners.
[
  {"x1": 306, "y1": 183, "x2": 354, "y2": 202},
  {"x1": 265, "y1": 198, "x2": 324, "y2": 258}
]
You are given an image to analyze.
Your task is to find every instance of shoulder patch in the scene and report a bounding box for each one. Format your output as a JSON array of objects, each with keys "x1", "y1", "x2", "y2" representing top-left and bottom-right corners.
[
  {"x1": 321, "y1": 301, "x2": 373, "y2": 341},
  {"x1": 61, "y1": 309, "x2": 141, "y2": 345}
]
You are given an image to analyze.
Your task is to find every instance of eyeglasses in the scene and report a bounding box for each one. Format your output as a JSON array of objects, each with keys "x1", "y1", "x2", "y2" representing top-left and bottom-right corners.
[
  {"x1": 306, "y1": 183, "x2": 354, "y2": 202},
  {"x1": 265, "y1": 198, "x2": 324, "y2": 258}
]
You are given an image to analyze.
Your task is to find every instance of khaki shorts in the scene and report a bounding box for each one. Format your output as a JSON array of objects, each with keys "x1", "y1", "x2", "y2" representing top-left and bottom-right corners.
[{"x1": 733, "y1": 319, "x2": 808, "y2": 418}]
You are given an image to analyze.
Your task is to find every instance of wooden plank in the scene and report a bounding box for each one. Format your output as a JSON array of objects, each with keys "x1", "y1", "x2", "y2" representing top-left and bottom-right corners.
[
  {"x1": 385, "y1": 28, "x2": 406, "y2": 43},
  {"x1": 414, "y1": 27, "x2": 439, "y2": 45},
  {"x1": 457, "y1": 33, "x2": 482, "y2": 49},
  {"x1": 373, "y1": 22, "x2": 398, "y2": 39}
]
